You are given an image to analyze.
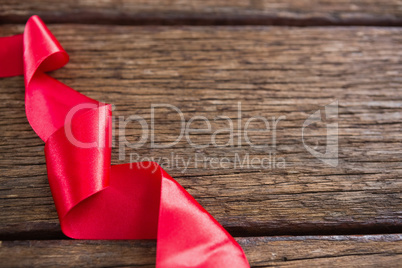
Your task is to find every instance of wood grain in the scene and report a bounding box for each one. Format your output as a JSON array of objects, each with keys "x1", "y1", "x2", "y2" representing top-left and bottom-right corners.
[
  {"x1": 0, "y1": 25, "x2": 401, "y2": 239},
  {"x1": 1, "y1": 1, "x2": 402, "y2": 26},
  {"x1": 0, "y1": 235, "x2": 401, "y2": 267}
]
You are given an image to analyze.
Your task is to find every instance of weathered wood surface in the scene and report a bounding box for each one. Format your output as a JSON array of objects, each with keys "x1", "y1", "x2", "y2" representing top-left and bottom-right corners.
[
  {"x1": 0, "y1": 25, "x2": 401, "y2": 239},
  {"x1": 1, "y1": 1, "x2": 402, "y2": 26},
  {"x1": 0, "y1": 235, "x2": 401, "y2": 267}
]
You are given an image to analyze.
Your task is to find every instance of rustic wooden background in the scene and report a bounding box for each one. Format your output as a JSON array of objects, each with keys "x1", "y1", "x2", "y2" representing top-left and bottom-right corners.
[{"x1": 0, "y1": 1, "x2": 401, "y2": 267}]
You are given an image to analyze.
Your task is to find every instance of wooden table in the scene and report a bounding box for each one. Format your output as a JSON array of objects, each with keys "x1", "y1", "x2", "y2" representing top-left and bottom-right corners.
[{"x1": 0, "y1": 1, "x2": 401, "y2": 267}]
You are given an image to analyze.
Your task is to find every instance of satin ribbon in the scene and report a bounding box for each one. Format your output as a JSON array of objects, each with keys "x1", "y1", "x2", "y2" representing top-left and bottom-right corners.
[{"x1": 0, "y1": 16, "x2": 249, "y2": 267}]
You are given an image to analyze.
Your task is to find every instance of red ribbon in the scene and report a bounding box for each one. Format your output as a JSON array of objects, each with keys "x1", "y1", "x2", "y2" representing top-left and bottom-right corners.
[{"x1": 0, "y1": 16, "x2": 249, "y2": 267}]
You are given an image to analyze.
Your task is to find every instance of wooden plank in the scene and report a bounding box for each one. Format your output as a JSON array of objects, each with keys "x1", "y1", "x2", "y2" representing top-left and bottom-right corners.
[
  {"x1": 1, "y1": 1, "x2": 402, "y2": 26},
  {"x1": 0, "y1": 25, "x2": 401, "y2": 239},
  {"x1": 0, "y1": 235, "x2": 401, "y2": 267}
]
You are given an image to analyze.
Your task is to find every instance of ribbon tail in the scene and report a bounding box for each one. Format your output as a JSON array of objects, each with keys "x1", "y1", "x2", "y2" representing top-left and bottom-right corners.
[
  {"x1": 0, "y1": 34, "x2": 23, "y2": 77},
  {"x1": 157, "y1": 169, "x2": 249, "y2": 267}
]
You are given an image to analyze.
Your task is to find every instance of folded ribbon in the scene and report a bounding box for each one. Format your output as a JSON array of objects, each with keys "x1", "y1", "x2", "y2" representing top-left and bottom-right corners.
[{"x1": 0, "y1": 16, "x2": 249, "y2": 267}]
